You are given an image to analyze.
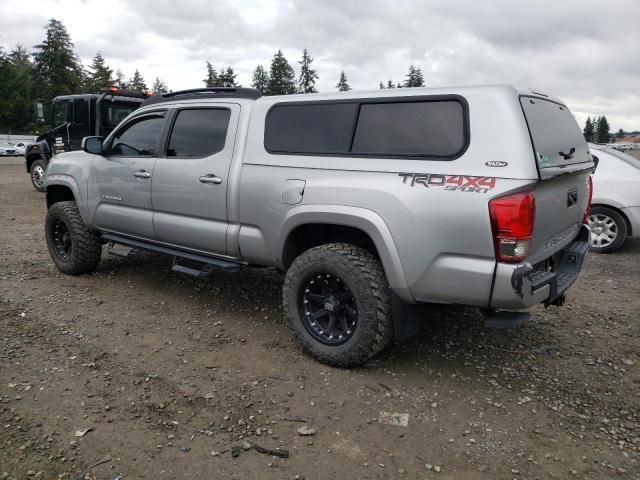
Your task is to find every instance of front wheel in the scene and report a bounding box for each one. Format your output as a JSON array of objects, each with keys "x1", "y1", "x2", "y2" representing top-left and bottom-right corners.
[
  {"x1": 283, "y1": 243, "x2": 392, "y2": 367},
  {"x1": 45, "y1": 201, "x2": 102, "y2": 275},
  {"x1": 30, "y1": 159, "x2": 47, "y2": 192},
  {"x1": 588, "y1": 206, "x2": 627, "y2": 253}
]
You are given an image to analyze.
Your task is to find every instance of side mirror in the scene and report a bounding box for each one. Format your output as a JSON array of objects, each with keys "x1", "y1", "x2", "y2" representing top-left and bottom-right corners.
[
  {"x1": 35, "y1": 100, "x2": 45, "y2": 124},
  {"x1": 82, "y1": 136, "x2": 104, "y2": 155}
]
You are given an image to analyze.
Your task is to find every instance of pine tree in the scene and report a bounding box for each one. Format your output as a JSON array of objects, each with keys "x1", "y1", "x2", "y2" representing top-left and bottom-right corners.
[
  {"x1": 0, "y1": 46, "x2": 36, "y2": 133},
  {"x1": 403, "y1": 65, "x2": 425, "y2": 87},
  {"x1": 128, "y1": 69, "x2": 147, "y2": 93},
  {"x1": 336, "y1": 71, "x2": 351, "y2": 91},
  {"x1": 596, "y1": 115, "x2": 611, "y2": 143},
  {"x1": 616, "y1": 128, "x2": 625, "y2": 138},
  {"x1": 203, "y1": 61, "x2": 218, "y2": 87},
  {"x1": 583, "y1": 116, "x2": 594, "y2": 142},
  {"x1": 251, "y1": 65, "x2": 269, "y2": 94},
  {"x1": 386, "y1": 80, "x2": 396, "y2": 89},
  {"x1": 297, "y1": 48, "x2": 318, "y2": 93},
  {"x1": 33, "y1": 18, "x2": 83, "y2": 101},
  {"x1": 266, "y1": 50, "x2": 296, "y2": 96},
  {"x1": 114, "y1": 69, "x2": 127, "y2": 89},
  {"x1": 86, "y1": 52, "x2": 113, "y2": 93},
  {"x1": 218, "y1": 66, "x2": 237, "y2": 87},
  {"x1": 151, "y1": 77, "x2": 169, "y2": 94},
  {"x1": 379, "y1": 81, "x2": 385, "y2": 90}
]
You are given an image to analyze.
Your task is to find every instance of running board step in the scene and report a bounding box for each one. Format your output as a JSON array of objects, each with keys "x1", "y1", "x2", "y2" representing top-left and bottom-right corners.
[
  {"x1": 107, "y1": 243, "x2": 137, "y2": 258},
  {"x1": 172, "y1": 257, "x2": 239, "y2": 277},
  {"x1": 101, "y1": 233, "x2": 242, "y2": 274}
]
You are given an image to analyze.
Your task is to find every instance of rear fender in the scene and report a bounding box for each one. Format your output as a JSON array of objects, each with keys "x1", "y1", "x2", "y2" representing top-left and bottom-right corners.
[{"x1": 277, "y1": 204, "x2": 413, "y2": 303}]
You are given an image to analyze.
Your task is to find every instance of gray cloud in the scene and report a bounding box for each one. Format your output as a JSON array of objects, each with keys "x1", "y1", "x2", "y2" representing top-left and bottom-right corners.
[{"x1": 1, "y1": 0, "x2": 638, "y2": 129}]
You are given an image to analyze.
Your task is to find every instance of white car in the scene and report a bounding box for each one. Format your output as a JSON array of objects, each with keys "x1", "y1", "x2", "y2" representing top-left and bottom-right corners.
[
  {"x1": 13, "y1": 142, "x2": 28, "y2": 155},
  {"x1": 588, "y1": 143, "x2": 640, "y2": 252},
  {"x1": 0, "y1": 143, "x2": 18, "y2": 156}
]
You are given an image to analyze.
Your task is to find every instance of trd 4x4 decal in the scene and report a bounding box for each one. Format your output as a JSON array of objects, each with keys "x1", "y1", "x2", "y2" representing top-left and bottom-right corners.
[{"x1": 398, "y1": 173, "x2": 497, "y2": 193}]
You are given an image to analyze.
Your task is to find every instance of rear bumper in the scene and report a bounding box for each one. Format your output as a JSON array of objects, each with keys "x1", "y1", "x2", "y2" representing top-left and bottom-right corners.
[{"x1": 490, "y1": 225, "x2": 590, "y2": 309}]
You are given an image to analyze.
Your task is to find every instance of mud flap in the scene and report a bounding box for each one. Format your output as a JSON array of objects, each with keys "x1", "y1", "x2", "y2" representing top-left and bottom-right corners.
[{"x1": 390, "y1": 291, "x2": 419, "y2": 341}]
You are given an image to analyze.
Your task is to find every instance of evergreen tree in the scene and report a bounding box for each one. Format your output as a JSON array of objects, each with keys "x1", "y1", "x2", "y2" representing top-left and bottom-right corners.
[
  {"x1": 218, "y1": 66, "x2": 237, "y2": 87},
  {"x1": 403, "y1": 65, "x2": 425, "y2": 87},
  {"x1": 616, "y1": 128, "x2": 625, "y2": 138},
  {"x1": 251, "y1": 65, "x2": 269, "y2": 94},
  {"x1": 33, "y1": 18, "x2": 83, "y2": 101},
  {"x1": 151, "y1": 77, "x2": 169, "y2": 94},
  {"x1": 297, "y1": 48, "x2": 318, "y2": 93},
  {"x1": 379, "y1": 81, "x2": 385, "y2": 90},
  {"x1": 336, "y1": 71, "x2": 351, "y2": 91},
  {"x1": 114, "y1": 69, "x2": 127, "y2": 89},
  {"x1": 86, "y1": 52, "x2": 113, "y2": 93},
  {"x1": 0, "y1": 46, "x2": 37, "y2": 133},
  {"x1": 583, "y1": 116, "x2": 594, "y2": 142},
  {"x1": 128, "y1": 69, "x2": 148, "y2": 93},
  {"x1": 266, "y1": 50, "x2": 296, "y2": 96},
  {"x1": 596, "y1": 115, "x2": 611, "y2": 143},
  {"x1": 203, "y1": 61, "x2": 218, "y2": 87},
  {"x1": 386, "y1": 80, "x2": 396, "y2": 89}
]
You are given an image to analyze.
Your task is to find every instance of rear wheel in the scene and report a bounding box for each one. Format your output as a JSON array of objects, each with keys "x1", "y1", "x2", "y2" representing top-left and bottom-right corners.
[
  {"x1": 45, "y1": 201, "x2": 102, "y2": 274},
  {"x1": 588, "y1": 206, "x2": 627, "y2": 253},
  {"x1": 30, "y1": 159, "x2": 47, "y2": 192},
  {"x1": 283, "y1": 243, "x2": 392, "y2": 367}
]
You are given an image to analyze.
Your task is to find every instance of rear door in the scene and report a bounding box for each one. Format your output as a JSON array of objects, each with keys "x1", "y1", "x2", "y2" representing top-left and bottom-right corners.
[
  {"x1": 520, "y1": 96, "x2": 594, "y2": 264},
  {"x1": 151, "y1": 104, "x2": 239, "y2": 255}
]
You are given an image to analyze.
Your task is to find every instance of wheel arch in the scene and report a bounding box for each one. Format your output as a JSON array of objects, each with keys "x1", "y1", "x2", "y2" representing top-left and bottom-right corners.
[{"x1": 277, "y1": 205, "x2": 413, "y2": 303}]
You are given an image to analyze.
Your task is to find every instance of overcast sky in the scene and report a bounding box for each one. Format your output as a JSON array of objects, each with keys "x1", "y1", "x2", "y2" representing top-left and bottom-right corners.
[{"x1": 1, "y1": 0, "x2": 638, "y2": 130}]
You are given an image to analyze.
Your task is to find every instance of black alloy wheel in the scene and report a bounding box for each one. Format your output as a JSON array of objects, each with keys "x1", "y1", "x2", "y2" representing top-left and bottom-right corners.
[{"x1": 298, "y1": 272, "x2": 358, "y2": 345}]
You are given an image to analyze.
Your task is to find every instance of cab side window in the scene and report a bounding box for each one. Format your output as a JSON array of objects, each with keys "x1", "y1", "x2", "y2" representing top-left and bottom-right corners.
[
  {"x1": 73, "y1": 99, "x2": 89, "y2": 126},
  {"x1": 166, "y1": 108, "x2": 230, "y2": 158},
  {"x1": 109, "y1": 114, "x2": 165, "y2": 157},
  {"x1": 52, "y1": 100, "x2": 70, "y2": 127}
]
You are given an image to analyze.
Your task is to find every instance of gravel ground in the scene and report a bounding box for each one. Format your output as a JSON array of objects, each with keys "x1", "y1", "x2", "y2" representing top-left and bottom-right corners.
[{"x1": 1, "y1": 158, "x2": 639, "y2": 480}]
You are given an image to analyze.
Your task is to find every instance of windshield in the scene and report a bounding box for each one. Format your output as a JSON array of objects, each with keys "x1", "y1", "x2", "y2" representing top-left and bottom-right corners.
[
  {"x1": 520, "y1": 96, "x2": 591, "y2": 170},
  {"x1": 102, "y1": 103, "x2": 138, "y2": 128}
]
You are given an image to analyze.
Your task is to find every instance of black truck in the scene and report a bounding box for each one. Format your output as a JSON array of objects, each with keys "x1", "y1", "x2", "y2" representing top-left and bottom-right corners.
[{"x1": 26, "y1": 87, "x2": 149, "y2": 191}]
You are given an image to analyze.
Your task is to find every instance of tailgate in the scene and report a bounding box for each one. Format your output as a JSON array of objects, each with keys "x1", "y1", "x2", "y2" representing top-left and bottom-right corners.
[{"x1": 520, "y1": 96, "x2": 594, "y2": 264}]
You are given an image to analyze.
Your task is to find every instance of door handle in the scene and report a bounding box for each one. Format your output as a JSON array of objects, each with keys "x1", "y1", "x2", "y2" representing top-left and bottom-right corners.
[
  {"x1": 199, "y1": 175, "x2": 222, "y2": 185},
  {"x1": 133, "y1": 170, "x2": 151, "y2": 179}
]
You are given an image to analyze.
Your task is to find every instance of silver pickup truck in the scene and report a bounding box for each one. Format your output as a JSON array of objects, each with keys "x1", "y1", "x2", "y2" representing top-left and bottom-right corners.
[{"x1": 43, "y1": 85, "x2": 593, "y2": 366}]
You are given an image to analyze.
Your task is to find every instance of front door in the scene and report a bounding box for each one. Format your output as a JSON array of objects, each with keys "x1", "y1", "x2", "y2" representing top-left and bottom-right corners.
[
  {"x1": 89, "y1": 111, "x2": 167, "y2": 239},
  {"x1": 151, "y1": 105, "x2": 239, "y2": 255}
]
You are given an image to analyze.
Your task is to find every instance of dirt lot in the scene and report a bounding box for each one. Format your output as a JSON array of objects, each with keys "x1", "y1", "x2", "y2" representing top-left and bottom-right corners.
[{"x1": 1, "y1": 158, "x2": 639, "y2": 480}]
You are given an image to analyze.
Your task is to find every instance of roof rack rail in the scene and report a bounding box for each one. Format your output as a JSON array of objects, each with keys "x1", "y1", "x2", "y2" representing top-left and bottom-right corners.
[{"x1": 142, "y1": 87, "x2": 261, "y2": 105}]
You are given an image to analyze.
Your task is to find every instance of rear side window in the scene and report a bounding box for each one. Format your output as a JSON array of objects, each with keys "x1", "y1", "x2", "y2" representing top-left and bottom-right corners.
[
  {"x1": 352, "y1": 101, "x2": 465, "y2": 156},
  {"x1": 167, "y1": 108, "x2": 230, "y2": 157},
  {"x1": 264, "y1": 97, "x2": 468, "y2": 159},
  {"x1": 520, "y1": 97, "x2": 591, "y2": 169},
  {"x1": 265, "y1": 103, "x2": 357, "y2": 154}
]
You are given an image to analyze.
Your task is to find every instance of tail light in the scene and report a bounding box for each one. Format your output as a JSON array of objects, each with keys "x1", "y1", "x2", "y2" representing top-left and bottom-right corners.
[
  {"x1": 582, "y1": 176, "x2": 593, "y2": 224},
  {"x1": 489, "y1": 191, "x2": 536, "y2": 263}
]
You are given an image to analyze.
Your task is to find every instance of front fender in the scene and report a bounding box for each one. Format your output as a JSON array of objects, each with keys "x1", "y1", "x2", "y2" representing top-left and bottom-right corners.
[
  {"x1": 277, "y1": 204, "x2": 414, "y2": 303},
  {"x1": 43, "y1": 174, "x2": 89, "y2": 220}
]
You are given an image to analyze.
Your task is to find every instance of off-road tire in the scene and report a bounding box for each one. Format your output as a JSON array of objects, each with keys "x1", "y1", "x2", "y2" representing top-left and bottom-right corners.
[
  {"x1": 30, "y1": 159, "x2": 47, "y2": 192},
  {"x1": 588, "y1": 206, "x2": 627, "y2": 254},
  {"x1": 45, "y1": 201, "x2": 102, "y2": 275},
  {"x1": 283, "y1": 243, "x2": 392, "y2": 367}
]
